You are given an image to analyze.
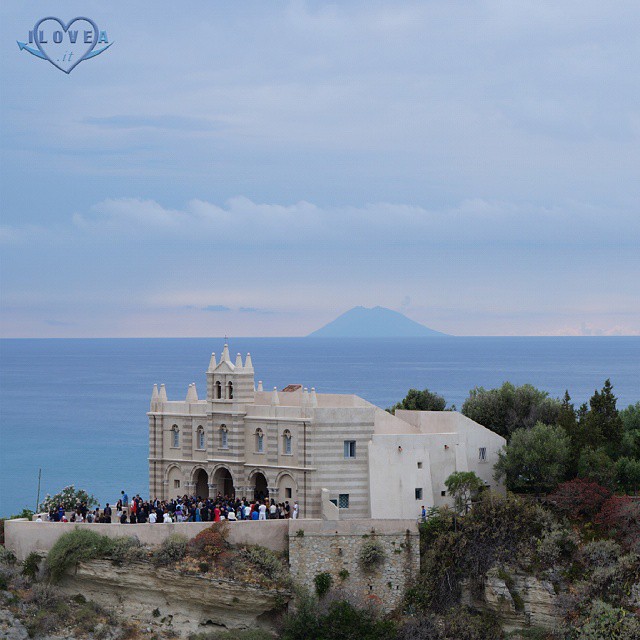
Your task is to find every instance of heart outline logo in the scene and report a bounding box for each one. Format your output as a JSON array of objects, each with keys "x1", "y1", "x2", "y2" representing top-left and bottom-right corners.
[{"x1": 33, "y1": 16, "x2": 99, "y2": 74}]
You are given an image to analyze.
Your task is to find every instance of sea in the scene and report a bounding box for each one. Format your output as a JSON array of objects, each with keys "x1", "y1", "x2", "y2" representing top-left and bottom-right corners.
[{"x1": 1, "y1": 337, "x2": 639, "y2": 517}]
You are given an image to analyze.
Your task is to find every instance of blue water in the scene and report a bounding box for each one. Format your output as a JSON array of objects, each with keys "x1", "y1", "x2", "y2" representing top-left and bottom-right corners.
[{"x1": 1, "y1": 337, "x2": 639, "y2": 517}]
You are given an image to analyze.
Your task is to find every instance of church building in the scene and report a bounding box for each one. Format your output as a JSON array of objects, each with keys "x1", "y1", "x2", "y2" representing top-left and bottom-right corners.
[{"x1": 148, "y1": 345, "x2": 505, "y2": 519}]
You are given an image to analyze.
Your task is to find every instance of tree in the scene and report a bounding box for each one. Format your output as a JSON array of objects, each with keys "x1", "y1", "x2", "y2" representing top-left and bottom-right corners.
[
  {"x1": 494, "y1": 422, "x2": 571, "y2": 493},
  {"x1": 549, "y1": 478, "x2": 612, "y2": 520},
  {"x1": 577, "y1": 379, "x2": 624, "y2": 458},
  {"x1": 444, "y1": 471, "x2": 484, "y2": 514},
  {"x1": 388, "y1": 388, "x2": 447, "y2": 413},
  {"x1": 620, "y1": 402, "x2": 640, "y2": 459},
  {"x1": 461, "y1": 382, "x2": 560, "y2": 440},
  {"x1": 577, "y1": 447, "x2": 616, "y2": 490},
  {"x1": 615, "y1": 457, "x2": 640, "y2": 494},
  {"x1": 39, "y1": 485, "x2": 97, "y2": 512}
]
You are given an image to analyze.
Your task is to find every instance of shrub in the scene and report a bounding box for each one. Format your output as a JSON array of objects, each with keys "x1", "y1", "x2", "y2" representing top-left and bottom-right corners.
[
  {"x1": 0, "y1": 545, "x2": 16, "y2": 565},
  {"x1": 359, "y1": 538, "x2": 385, "y2": 571},
  {"x1": 46, "y1": 529, "x2": 115, "y2": 582},
  {"x1": 571, "y1": 599, "x2": 640, "y2": 639},
  {"x1": 580, "y1": 539, "x2": 622, "y2": 569},
  {"x1": 152, "y1": 534, "x2": 187, "y2": 566},
  {"x1": 238, "y1": 545, "x2": 288, "y2": 584},
  {"x1": 22, "y1": 551, "x2": 41, "y2": 579},
  {"x1": 550, "y1": 479, "x2": 612, "y2": 520},
  {"x1": 281, "y1": 597, "x2": 396, "y2": 640},
  {"x1": 595, "y1": 496, "x2": 640, "y2": 551},
  {"x1": 338, "y1": 568, "x2": 349, "y2": 581},
  {"x1": 314, "y1": 572, "x2": 332, "y2": 597},
  {"x1": 107, "y1": 535, "x2": 143, "y2": 564},
  {"x1": 187, "y1": 523, "x2": 228, "y2": 559}
]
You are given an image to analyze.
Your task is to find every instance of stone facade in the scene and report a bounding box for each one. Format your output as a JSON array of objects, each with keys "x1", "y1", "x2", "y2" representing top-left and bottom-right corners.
[
  {"x1": 148, "y1": 344, "x2": 506, "y2": 519},
  {"x1": 288, "y1": 519, "x2": 420, "y2": 611}
]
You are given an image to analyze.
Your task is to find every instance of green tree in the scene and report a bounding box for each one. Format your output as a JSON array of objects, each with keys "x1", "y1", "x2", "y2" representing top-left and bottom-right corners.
[
  {"x1": 444, "y1": 471, "x2": 485, "y2": 514},
  {"x1": 620, "y1": 402, "x2": 640, "y2": 459},
  {"x1": 494, "y1": 422, "x2": 570, "y2": 493},
  {"x1": 578, "y1": 379, "x2": 624, "y2": 458},
  {"x1": 615, "y1": 457, "x2": 640, "y2": 494},
  {"x1": 388, "y1": 387, "x2": 447, "y2": 413},
  {"x1": 577, "y1": 447, "x2": 616, "y2": 490},
  {"x1": 461, "y1": 382, "x2": 560, "y2": 440}
]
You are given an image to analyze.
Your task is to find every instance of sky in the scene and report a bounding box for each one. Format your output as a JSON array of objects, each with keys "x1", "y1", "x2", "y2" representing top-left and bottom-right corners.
[{"x1": 1, "y1": 1, "x2": 639, "y2": 337}]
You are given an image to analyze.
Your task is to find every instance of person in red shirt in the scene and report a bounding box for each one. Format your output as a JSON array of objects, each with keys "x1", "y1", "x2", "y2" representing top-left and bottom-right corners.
[{"x1": 213, "y1": 505, "x2": 221, "y2": 522}]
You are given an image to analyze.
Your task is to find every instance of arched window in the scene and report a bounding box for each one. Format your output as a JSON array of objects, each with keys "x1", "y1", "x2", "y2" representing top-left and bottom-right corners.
[
  {"x1": 227, "y1": 381, "x2": 234, "y2": 400},
  {"x1": 197, "y1": 426, "x2": 205, "y2": 450},
  {"x1": 171, "y1": 425, "x2": 180, "y2": 448},
  {"x1": 283, "y1": 429, "x2": 292, "y2": 455},
  {"x1": 220, "y1": 424, "x2": 228, "y2": 449},
  {"x1": 215, "y1": 381, "x2": 222, "y2": 399},
  {"x1": 255, "y1": 428, "x2": 264, "y2": 453}
]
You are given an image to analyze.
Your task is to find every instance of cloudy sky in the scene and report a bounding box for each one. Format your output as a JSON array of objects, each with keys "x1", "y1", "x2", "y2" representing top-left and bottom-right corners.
[{"x1": 1, "y1": 1, "x2": 638, "y2": 337}]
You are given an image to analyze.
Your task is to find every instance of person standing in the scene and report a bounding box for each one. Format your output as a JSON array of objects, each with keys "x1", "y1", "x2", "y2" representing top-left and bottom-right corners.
[
  {"x1": 292, "y1": 501, "x2": 299, "y2": 519},
  {"x1": 258, "y1": 501, "x2": 267, "y2": 520}
]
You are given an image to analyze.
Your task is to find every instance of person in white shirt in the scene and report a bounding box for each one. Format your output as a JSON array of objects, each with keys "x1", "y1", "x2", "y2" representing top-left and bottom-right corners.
[
  {"x1": 243, "y1": 504, "x2": 251, "y2": 520},
  {"x1": 149, "y1": 511, "x2": 157, "y2": 524},
  {"x1": 35, "y1": 515, "x2": 43, "y2": 522},
  {"x1": 163, "y1": 512, "x2": 173, "y2": 523},
  {"x1": 258, "y1": 502, "x2": 267, "y2": 520},
  {"x1": 227, "y1": 510, "x2": 237, "y2": 521},
  {"x1": 293, "y1": 501, "x2": 299, "y2": 519},
  {"x1": 269, "y1": 502, "x2": 277, "y2": 518}
]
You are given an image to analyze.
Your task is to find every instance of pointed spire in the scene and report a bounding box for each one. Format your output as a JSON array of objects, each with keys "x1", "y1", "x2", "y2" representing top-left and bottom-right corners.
[
  {"x1": 151, "y1": 384, "x2": 159, "y2": 401},
  {"x1": 257, "y1": 380, "x2": 264, "y2": 392},
  {"x1": 271, "y1": 387, "x2": 280, "y2": 406},
  {"x1": 302, "y1": 387, "x2": 309, "y2": 406},
  {"x1": 310, "y1": 387, "x2": 318, "y2": 407},
  {"x1": 186, "y1": 382, "x2": 198, "y2": 402},
  {"x1": 221, "y1": 343, "x2": 230, "y2": 363},
  {"x1": 235, "y1": 352, "x2": 243, "y2": 369},
  {"x1": 207, "y1": 352, "x2": 217, "y2": 372},
  {"x1": 244, "y1": 352, "x2": 254, "y2": 371},
  {"x1": 159, "y1": 384, "x2": 168, "y2": 402}
]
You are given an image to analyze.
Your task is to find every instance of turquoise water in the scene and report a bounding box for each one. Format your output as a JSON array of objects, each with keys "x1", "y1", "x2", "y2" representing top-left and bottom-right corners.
[{"x1": 1, "y1": 337, "x2": 639, "y2": 517}]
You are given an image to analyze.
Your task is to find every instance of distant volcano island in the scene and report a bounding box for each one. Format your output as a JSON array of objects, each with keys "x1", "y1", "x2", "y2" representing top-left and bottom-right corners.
[{"x1": 308, "y1": 306, "x2": 448, "y2": 338}]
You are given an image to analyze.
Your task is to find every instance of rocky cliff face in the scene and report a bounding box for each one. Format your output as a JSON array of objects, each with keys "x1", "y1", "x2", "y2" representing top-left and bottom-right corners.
[
  {"x1": 463, "y1": 567, "x2": 562, "y2": 632},
  {"x1": 58, "y1": 560, "x2": 290, "y2": 637}
]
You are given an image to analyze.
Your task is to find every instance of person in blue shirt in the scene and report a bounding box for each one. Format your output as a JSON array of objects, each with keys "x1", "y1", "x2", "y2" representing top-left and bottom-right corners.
[{"x1": 121, "y1": 490, "x2": 128, "y2": 506}]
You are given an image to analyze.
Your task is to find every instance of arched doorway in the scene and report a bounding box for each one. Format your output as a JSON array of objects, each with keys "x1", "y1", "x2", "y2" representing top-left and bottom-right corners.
[
  {"x1": 252, "y1": 472, "x2": 268, "y2": 501},
  {"x1": 277, "y1": 472, "x2": 297, "y2": 506},
  {"x1": 194, "y1": 468, "x2": 209, "y2": 499},
  {"x1": 212, "y1": 467, "x2": 234, "y2": 499}
]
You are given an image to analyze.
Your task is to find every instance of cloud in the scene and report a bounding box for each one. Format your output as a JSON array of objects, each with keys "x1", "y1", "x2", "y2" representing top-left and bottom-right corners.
[
  {"x1": 202, "y1": 305, "x2": 231, "y2": 312},
  {"x1": 83, "y1": 115, "x2": 223, "y2": 132},
  {"x1": 65, "y1": 196, "x2": 639, "y2": 250}
]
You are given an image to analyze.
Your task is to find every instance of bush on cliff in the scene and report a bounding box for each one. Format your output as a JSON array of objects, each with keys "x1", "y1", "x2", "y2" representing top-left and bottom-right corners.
[
  {"x1": 46, "y1": 529, "x2": 115, "y2": 582},
  {"x1": 187, "y1": 522, "x2": 229, "y2": 559},
  {"x1": 152, "y1": 533, "x2": 187, "y2": 566}
]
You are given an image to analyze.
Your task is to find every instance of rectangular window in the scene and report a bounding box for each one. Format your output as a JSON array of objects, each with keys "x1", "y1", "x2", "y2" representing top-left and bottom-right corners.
[
  {"x1": 221, "y1": 430, "x2": 228, "y2": 449},
  {"x1": 479, "y1": 447, "x2": 487, "y2": 461},
  {"x1": 417, "y1": 461, "x2": 423, "y2": 469},
  {"x1": 174, "y1": 480, "x2": 180, "y2": 489},
  {"x1": 338, "y1": 494, "x2": 350, "y2": 509},
  {"x1": 285, "y1": 436, "x2": 292, "y2": 455},
  {"x1": 415, "y1": 488, "x2": 423, "y2": 500},
  {"x1": 285, "y1": 488, "x2": 292, "y2": 498},
  {"x1": 343, "y1": 440, "x2": 356, "y2": 459}
]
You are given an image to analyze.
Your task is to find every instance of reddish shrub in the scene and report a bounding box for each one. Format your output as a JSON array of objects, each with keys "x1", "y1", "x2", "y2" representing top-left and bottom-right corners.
[
  {"x1": 595, "y1": 496, "x2": 640, "y2": 550},
  {"x1": 187, "y1": 523, "x2": 228, "y2": 558},
  {"x1": 549, "y1": 478, "x2": 612, "y2": 520}
]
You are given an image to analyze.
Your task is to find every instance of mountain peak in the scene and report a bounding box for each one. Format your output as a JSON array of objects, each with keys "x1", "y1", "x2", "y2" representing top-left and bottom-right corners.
[{"x1": 308, "y1": 306, "x2": 448, "y2": 338}]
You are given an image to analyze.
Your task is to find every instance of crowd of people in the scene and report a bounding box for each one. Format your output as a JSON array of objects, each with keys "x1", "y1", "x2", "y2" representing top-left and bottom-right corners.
[{"x1": 43, "y1": 490, "x2": 300, "y2": 524}]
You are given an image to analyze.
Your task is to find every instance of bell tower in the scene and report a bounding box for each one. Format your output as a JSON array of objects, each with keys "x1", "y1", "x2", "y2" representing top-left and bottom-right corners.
[{"x1": 206, "y1": 344, "x2": 255, "y2": 405}]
